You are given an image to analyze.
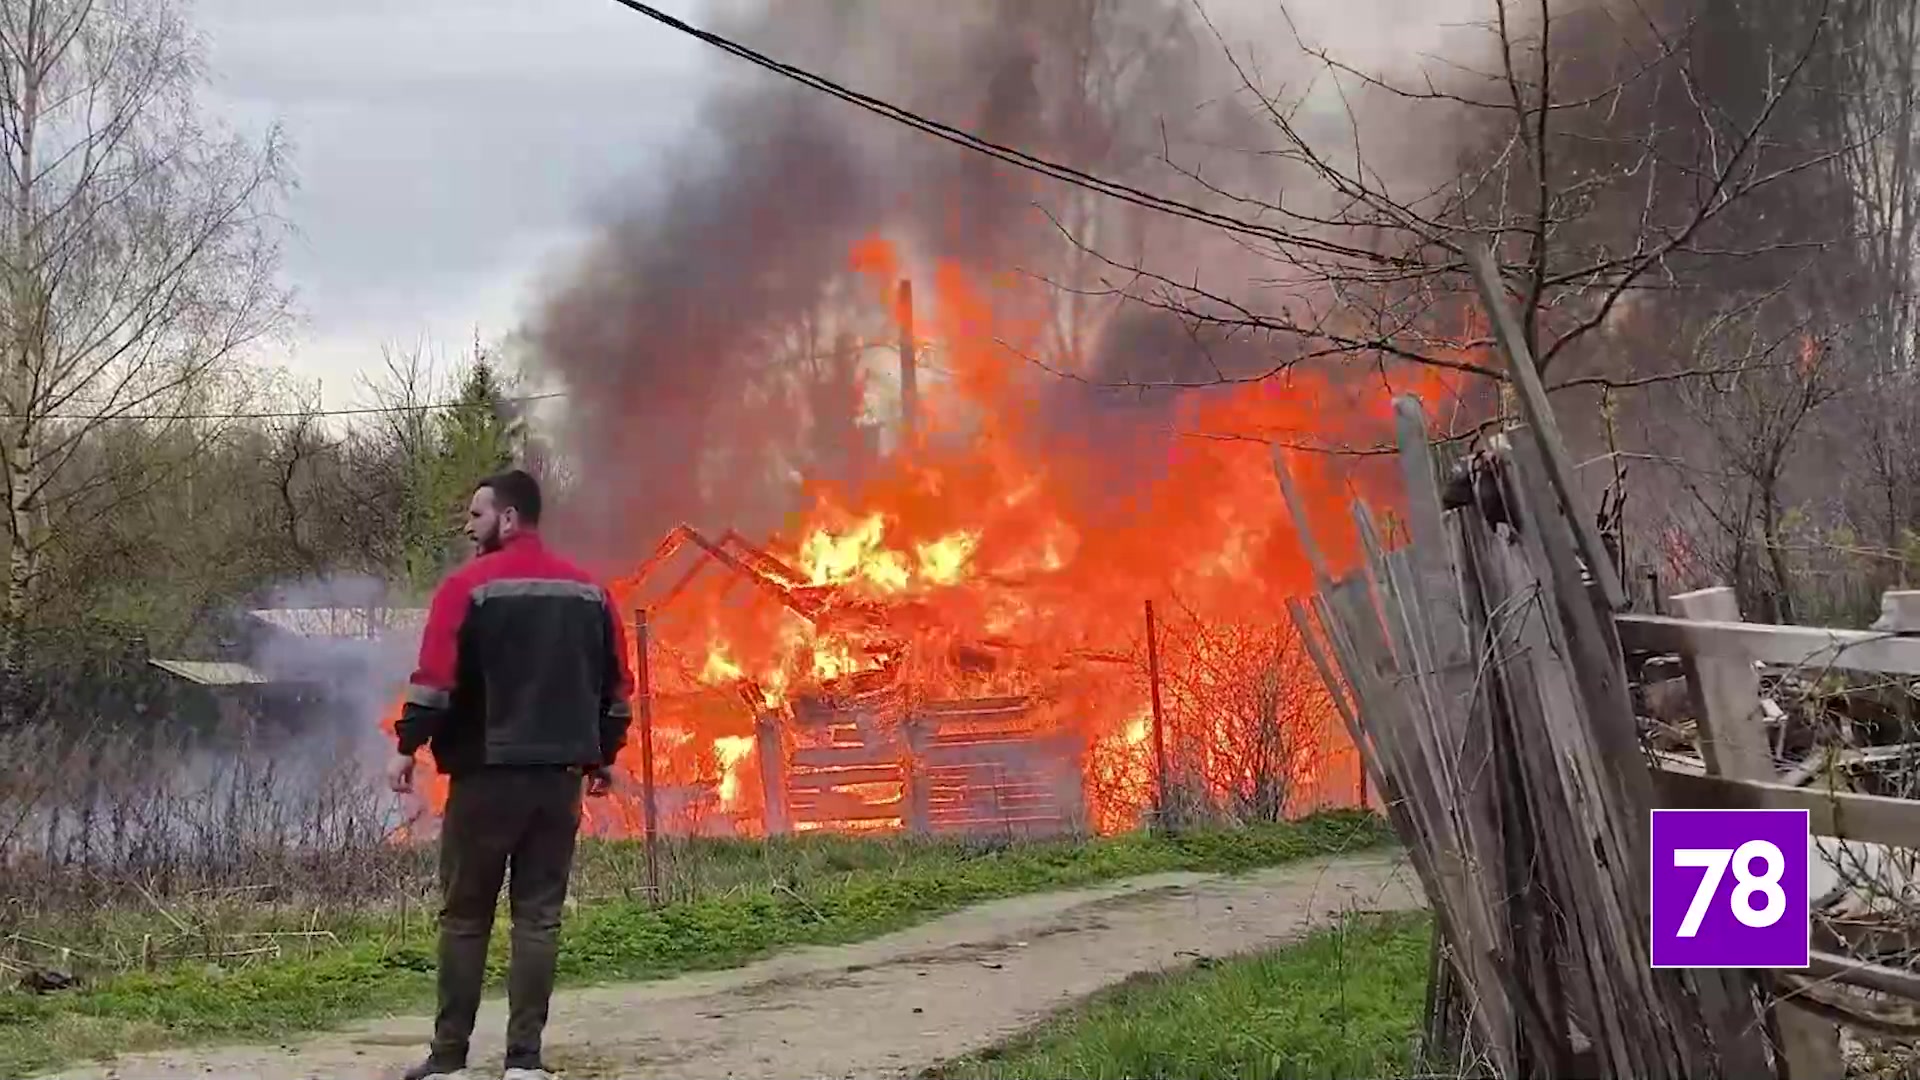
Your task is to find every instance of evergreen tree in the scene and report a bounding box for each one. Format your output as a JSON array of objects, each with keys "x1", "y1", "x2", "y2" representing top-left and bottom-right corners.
[{"x1": 399, "y1": 348, "x2": 525, "y2": 595}]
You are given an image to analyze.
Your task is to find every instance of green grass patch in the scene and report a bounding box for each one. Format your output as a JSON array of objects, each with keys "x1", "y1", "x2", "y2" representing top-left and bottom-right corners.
[
  {"x1": 931, "y1": 909, "x2": 1432, "y2": 1080},
  {"x1": 0, "y1": 811, "x2": 1391, "y2": 1077}
]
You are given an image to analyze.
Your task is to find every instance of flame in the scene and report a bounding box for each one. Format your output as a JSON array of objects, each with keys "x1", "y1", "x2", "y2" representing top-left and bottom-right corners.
[
  {"x1": 380, "y1": 697, "x2": 449, "y2": 827},
  {"x1": 377, "y1": 232, "x2": 1469, "y2": 842},
  {"x1": 702, "y1": 647, "x2": 746, "y2": 685},
  {"x1": 917, "y1": 532, "x2": 977, "y2": 585},
  {"x1": 712, "y1": 735, "x2": 756, "y2": 808}
]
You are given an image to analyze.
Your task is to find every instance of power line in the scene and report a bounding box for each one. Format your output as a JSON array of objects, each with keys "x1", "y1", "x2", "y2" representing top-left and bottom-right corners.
[
  {"x1": 37, "y1": 6, "x2": 1355, "y2": 425},
  {"x1": 602, "y1": 0, "x2": 1385, "y2": 263},
  {"x1": 12, "y1": 390, "x2": 568, "y2": 423}
]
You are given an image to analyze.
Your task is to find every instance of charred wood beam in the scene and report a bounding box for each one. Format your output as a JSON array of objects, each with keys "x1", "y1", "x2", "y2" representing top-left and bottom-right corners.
[{"x1": 627, "y1": 524, "x2": 829, "y2": 624}]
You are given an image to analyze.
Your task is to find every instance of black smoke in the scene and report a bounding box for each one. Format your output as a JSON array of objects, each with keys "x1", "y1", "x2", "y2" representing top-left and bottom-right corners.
[{"x1": 523, "y1": 0, "x2": 1478, "y2": 569}]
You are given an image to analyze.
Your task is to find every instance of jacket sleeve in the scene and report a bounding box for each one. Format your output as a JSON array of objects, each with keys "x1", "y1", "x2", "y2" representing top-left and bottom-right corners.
[
  {"x1": 395, "y1": 574, "x2": 474, "y2": 756},
  {"x1": 598, "y1": 591, "x2": 635, "y2": 767}
]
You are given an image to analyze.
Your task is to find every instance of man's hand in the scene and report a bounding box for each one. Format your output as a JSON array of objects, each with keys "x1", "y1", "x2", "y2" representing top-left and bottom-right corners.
[
  {"x1": 387, "y1": 752, "x2": 417, "y2": 795},
  {"x1": 586, "y1": 766, "x2": 614, "y2": 798}
]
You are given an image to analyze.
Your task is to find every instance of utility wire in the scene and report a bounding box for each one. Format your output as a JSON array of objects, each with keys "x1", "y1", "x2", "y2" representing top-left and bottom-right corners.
[
  {"x1": 28, "y1": 4, "x2": 1351, "y2": 425},
  {"x1": 602, "y1": 0, "x2": 1388, "y2": 263}
]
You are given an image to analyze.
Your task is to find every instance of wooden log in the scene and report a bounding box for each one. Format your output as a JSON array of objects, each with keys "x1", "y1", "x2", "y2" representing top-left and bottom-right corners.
[{"x1": 1670, "y1": 588, "x2": 1840, "y2": 1080}]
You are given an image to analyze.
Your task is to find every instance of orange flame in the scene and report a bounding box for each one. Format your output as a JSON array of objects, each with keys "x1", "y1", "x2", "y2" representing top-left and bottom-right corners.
[{"x1": 379, "y1": 234, "x2": 1467, "y2": 841}]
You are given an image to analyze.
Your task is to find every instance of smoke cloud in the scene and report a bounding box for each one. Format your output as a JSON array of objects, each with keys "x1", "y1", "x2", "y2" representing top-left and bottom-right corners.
[
  {"x1": 525, "y1": 0, "x2": 1497, "y2": 567},
  {"x1": 243, "y1": 574, "x2": 422, "y2": 762}
]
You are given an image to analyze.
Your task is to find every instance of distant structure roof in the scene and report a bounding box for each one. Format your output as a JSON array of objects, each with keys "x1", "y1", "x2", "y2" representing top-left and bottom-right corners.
[
  {"x1": 148, "y1": 659, "x2": 270, "y2": 686},
  {"x1": 246, "y1": 607, "x2": 428, "y2": 640}
]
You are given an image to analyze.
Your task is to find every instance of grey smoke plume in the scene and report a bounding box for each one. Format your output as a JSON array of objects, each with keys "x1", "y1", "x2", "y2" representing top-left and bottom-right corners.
[
  {"x1": 526, "y1": 0, "x2": 1493, "y2": 567},
  {"x1": 243, "y1": 574, "x2": 421, "y2": 762}
]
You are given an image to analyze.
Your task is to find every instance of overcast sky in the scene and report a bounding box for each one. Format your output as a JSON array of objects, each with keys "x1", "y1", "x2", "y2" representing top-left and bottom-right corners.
[{"x1": 193, "y1": 0, "x2": 718, "y2": 408}]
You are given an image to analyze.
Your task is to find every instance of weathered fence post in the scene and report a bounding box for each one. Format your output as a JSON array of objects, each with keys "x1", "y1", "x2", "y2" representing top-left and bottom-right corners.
[
  {"x1": 755, "y1": 712, "x2": 789, "y2": 837},
  {"x1": 635, "y1": 608, "x2": 661, "y2": 906},
  {"x1": 1671, "y1": 586, "x2": 1842, "y2": 1080},
  {"x1": 897, "y1": 281, "x2": 919, "y2": 448},
  {"x1": 1144, "y1": 599, "x2": 1170, "y2": 826}
]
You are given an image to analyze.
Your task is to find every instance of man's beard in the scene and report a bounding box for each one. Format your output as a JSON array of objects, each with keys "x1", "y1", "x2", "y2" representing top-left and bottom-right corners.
[{"x1": 473, "y1": 529, "x2": 502, "y2": 555}]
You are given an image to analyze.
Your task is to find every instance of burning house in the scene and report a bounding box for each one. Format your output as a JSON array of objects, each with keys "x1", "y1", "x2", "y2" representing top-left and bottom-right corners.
[
  {"x1": 372, "y1": 1, "x2": 1496, "y2": 840},
  {"x1": 378, "y1": 235, "x2": 1434, "y2": 840},
  {"x1": 620, "y1": 525, "x2": 1090, "y2": 837}
]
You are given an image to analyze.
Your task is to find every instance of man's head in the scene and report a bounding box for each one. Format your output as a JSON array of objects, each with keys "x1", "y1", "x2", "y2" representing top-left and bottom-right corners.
[{"x1": 467, "y1": 469, "x2": 542, "y2": 555}]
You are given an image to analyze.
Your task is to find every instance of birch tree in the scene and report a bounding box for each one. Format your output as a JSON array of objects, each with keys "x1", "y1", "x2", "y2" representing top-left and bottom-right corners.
[{"x1": 0, "y1": 0, "x2": 289, "y2": 723}]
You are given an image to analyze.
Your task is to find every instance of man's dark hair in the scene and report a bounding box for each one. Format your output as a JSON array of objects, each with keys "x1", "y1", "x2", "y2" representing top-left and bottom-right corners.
[{"x1": 478, "y1": 468, "x2": 542, "y2": 525}]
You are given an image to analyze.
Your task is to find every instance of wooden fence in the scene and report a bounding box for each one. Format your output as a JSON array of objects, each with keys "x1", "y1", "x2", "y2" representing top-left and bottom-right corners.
[
  {"x1": 1288, "y1": 245, "x2": 1920, "y2": 1079},
  {"x1": 1625, "y1": 596, "x2": 1920, "y2": 1012},
  {"x1": 759, "y1": 689, "x2": 1087, "y2": 837}
]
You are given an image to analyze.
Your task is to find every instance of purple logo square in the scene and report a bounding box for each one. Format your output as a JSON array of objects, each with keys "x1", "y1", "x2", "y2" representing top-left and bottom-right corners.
[{"x1": 1650, "y1": 808, "x2": 1810, "y2": 968}]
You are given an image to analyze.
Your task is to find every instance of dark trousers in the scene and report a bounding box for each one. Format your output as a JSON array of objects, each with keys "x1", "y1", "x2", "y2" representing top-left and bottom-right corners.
[{"x1": 431, "y1": 765, "x2": 584, "y2": 1069}]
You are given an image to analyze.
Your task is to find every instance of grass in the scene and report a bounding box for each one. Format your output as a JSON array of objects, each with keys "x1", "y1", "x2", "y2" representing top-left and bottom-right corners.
[
  {"x1": 0, "y1": 810, "x2": 1392, "y2": 1077},
  {"x1": 930, "y1": 909, "x2": 1433, "y2": 1080}
]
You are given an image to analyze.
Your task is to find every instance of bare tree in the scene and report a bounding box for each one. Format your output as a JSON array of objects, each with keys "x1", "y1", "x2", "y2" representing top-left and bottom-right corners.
[
  {"x1": 0, "y1": 0, "x2": 290, "y2": 721},
  {"x1": 1819, "y1": 0, "x2": 1920, "y2": 574},
  {"x1": 1667, "y1": 313, "x2": 1849, "y2": 622},
  {"x1": 982, "y1": 0, "x2": 1920, "y2": 630},
  {"x1": 1612, "y1": 0, "x2": 1920, "y2": 621},
  {"x1": 1027, "y1": 0, "x2": 1855, "y2": 413}
]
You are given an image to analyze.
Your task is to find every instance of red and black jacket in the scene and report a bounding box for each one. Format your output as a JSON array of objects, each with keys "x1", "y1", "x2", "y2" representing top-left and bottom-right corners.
[{"x1": 395, "y1": 532, "x2": 634, "y2": 776}]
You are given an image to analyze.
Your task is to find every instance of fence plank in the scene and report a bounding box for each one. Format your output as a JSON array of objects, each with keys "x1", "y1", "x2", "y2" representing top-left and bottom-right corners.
[
  {"x1": 1465, "y1": 244, "x2": 1626, "y2": 610},
  {"x1": 1657, "y1": 771, "x2": 1920, "y2": 849},
  {"x1": 1669, "y1": 588, "x2": 1841, "y2": 1080},
  {"x1": 1617, "y1": 614, "x2": 1920, "y2": 676},
  {"x1": 1806, "y1": 949, "x2": 1920, "y2": 1002}
]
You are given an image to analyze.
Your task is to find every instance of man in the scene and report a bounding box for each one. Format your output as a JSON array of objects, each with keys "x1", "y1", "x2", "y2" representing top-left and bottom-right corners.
[{"x1": 388, "y1": 469, "x2": 633, "y2": 1080}]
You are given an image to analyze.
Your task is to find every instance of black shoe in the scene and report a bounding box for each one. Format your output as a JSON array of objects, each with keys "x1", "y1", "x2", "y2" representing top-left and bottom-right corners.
[{"x1": 401, "y1": 1057, "x2": 466, "y2": 1080}]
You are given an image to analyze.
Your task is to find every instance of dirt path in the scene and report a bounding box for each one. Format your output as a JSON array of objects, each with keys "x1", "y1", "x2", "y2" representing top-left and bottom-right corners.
[{"x1": 51, "y1": 851, "x2": 1422, "y2": 1080}]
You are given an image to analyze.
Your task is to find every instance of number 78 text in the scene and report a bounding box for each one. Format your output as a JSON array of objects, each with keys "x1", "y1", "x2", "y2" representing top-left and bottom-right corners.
[{"x1": 1672, "y1": 840, "x2": 1788, "y2": 937}]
